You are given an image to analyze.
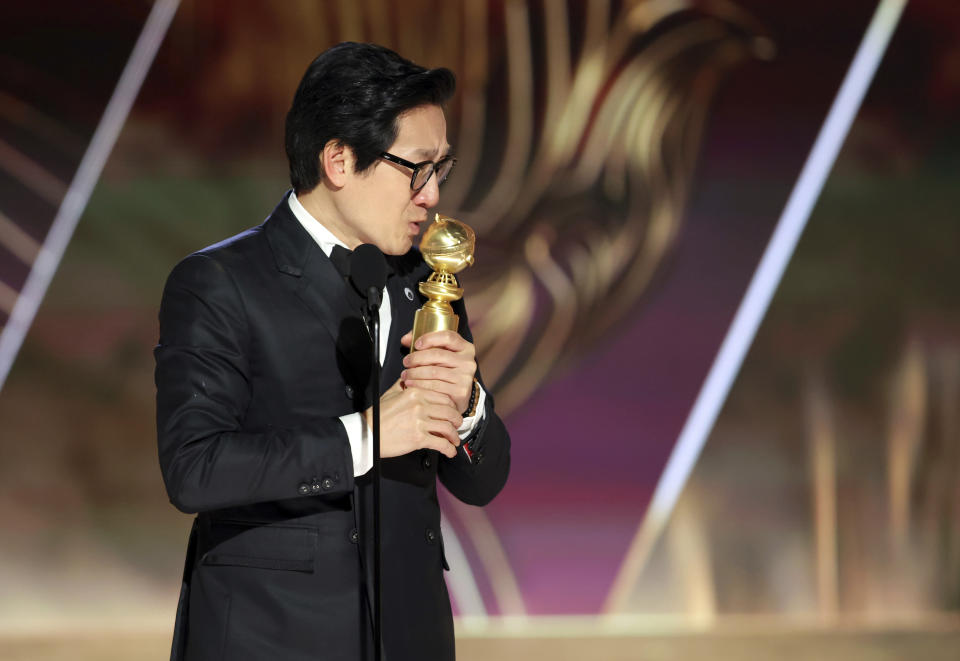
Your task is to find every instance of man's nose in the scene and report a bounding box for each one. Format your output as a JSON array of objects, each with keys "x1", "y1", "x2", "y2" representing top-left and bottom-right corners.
[{"x1": 414, "y1": 173, "x2": 441, "y2": 208}]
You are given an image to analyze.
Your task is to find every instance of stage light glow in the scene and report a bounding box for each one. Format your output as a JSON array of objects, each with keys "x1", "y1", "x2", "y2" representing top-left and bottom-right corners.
[{"x1": 605, "y1": 0, "x2": 910, "y2": 613}]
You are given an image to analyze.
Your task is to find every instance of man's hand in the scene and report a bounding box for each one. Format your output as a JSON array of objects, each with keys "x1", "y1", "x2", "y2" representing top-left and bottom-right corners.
[
  {"x1": 370, "y1": 378, "x2": 462, "y2": 459},
  {"x1": 400, "y1": 330, "x2": 476, "y2": 413}
]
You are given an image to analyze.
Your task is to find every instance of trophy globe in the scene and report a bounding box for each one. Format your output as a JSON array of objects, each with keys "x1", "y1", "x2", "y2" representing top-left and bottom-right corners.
[{"x1": 411, "y1": 214, "x2": 476, "y2": 345}]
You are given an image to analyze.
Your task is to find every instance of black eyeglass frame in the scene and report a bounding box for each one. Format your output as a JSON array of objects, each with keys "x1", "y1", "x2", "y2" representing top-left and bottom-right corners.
[{"x1": 380, "y1": 152, "x2": 456, "y2": 192}]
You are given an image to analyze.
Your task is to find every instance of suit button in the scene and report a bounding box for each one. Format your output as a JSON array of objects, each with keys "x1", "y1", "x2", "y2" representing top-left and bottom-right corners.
[
  {"x1": 421, "y1": 455, "x2": 432, "y2": 470},
  {"x1": 349, "y1": 528, "x2": 359, "y2": 544},
  {"x1": 425, "y1": 528, "x2": 437, "y2": 544},
  {"x1": 345, "y1": 384, "x2": 354, "y2": 398},
  {"x1": 297, "y1": 483, "x2": 311, "y2": 496},
  {"x1": 321, "y1": 477, "x2": 334, "y2": 490},
  {"x1": 311, "y1": 481, "x2": 322, "y2": 494}
]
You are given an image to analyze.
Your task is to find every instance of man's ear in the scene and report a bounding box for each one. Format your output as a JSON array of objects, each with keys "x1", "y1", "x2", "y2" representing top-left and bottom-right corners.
[{"x1": 320, "y1": 140, "x2": 351, "y2": 188}]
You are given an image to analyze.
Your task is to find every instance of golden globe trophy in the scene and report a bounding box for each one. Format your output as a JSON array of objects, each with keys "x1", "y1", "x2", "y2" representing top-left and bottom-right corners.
[{"x1": 411, "y1": 213, "x2": 476, "y2": 347}]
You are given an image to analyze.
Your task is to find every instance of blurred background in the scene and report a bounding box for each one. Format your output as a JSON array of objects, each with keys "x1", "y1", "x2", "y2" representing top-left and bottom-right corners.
[{"x1": 1, "y1": 0, "x2": 958, "y2": 659}]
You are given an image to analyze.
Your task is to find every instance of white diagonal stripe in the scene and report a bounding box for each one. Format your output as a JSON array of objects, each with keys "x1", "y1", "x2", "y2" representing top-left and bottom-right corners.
[
  {"x1": 0, "y1": 0, "x2": 181, "y2": 390},
  {"x1": 605, "y1": 0, "x2": 909, "y2": 613}
]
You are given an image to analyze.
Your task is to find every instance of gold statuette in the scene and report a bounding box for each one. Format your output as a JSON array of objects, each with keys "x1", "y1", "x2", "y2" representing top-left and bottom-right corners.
[{"x1": 411, "y1": 213, "x2": 476, "y2": 347}]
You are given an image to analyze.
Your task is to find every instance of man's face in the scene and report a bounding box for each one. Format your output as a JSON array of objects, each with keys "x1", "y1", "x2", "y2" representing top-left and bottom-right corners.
[{"x1": 337, "y1": 104, "x2": 449, "y2": 255}]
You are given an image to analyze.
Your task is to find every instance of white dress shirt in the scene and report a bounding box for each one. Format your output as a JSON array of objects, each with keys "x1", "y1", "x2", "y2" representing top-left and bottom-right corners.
[{"x1": 288, "y1": 193, "x2": 485, "y2": 476}]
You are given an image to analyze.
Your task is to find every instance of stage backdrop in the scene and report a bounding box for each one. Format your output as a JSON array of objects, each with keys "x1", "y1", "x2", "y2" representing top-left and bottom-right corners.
[{"x1": 1, "y1": 0, "x2": 958, "y2": 638}]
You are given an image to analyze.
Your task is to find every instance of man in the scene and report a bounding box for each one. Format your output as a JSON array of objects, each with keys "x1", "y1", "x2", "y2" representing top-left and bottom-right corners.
[{"x1": 155, "y1": 42, "x2": 510, "y2": 661}]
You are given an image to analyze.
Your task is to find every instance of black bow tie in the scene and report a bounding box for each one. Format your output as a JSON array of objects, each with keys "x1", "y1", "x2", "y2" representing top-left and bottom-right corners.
[
  {"x1": 329, "y1": 244, "x2": 352, "y2": 280},
  {"x1": 329, "y1": 244, "x2": 395, "y2": 281}
]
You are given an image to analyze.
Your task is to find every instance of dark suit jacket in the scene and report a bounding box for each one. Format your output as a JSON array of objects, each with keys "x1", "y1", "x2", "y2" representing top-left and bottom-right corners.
[{"x1": 155, "y1": 193, "x2": 510, "y2": 661}]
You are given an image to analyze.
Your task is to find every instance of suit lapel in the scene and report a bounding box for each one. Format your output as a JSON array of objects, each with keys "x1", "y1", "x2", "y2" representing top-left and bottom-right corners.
[
  {"x1": 263, "y1": 193, "x2": 373, "y2": 396},
  {"x1": 295, "y1": 249, "x2": 364, "y2": 348}
]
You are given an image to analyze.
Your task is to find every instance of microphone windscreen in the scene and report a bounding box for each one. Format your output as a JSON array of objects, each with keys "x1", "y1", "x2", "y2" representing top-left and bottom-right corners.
[{"x1": 349, "y1": 244, "x2": 388, "y2": 294}]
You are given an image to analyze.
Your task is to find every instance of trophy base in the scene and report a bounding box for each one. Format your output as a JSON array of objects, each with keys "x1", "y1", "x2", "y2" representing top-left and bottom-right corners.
[{"x1": 411, "y1": 306, "x2": 459, "y2": 348}]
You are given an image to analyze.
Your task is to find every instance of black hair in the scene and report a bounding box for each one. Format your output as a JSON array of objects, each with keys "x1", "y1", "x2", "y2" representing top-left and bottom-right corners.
[{"x1": 284, "y1": 42, "x2": 456, "y2": 193}]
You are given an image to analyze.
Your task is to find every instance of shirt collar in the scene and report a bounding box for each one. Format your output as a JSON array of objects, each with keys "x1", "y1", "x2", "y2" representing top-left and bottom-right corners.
[{"x1": 287, "y1": 191, "x2": 346, "y2": 258}]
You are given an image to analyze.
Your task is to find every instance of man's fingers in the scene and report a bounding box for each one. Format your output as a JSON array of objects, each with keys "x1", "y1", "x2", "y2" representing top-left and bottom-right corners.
[
  {"x1": 406, "y1": 379, "x2": 457, "y2": 407},
  {"x1": 425, "y1": 420, "x2": 460, "y2": 447},
  {"x1": 427, "y1": 439, "x2": 457, "y2": 459},
  {"x1": 403, "y1": 348, "x2": 462, "y2": 369},
  {"x1": 381, "y1": 377, "x2": 463, "y2": 459},
  {"x1": 426, "y1": 403, "x2": 462, "y2": 428},
  {"x1": 402, "y1": 365, "x2": 460, "y2": 385},
  {"x1": 403, "y1": 351, "x2": 476, "y2": 383},
  {"x1": 412, "y1": 330, "x2": 469, "y2": 353},
  {"x1": 408, "y1": 387, "x2": 450, "y2": 406},
  {"x1": 400, "y1": 331, "x2": 413, "y2": 348},
  {"x1": 405, "y1": 378, "x2": 458, "y2": 404}
]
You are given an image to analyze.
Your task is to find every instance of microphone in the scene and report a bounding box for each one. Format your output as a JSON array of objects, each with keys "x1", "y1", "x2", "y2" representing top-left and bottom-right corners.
[{"x1": 348, "y1": 244, "x2": 388, "y2": 311}]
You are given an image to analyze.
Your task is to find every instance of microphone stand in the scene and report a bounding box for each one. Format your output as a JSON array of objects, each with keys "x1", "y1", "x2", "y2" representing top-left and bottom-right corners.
[
  {"x1": 366, "y1": 294, "x2": 383, "y2": 661},
  {"x1": 349, "y1": 244, "x2": 388, "y2": 661}
]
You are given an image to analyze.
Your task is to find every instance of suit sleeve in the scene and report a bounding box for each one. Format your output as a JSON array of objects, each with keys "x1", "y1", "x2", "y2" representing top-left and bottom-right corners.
[
  {"x1": 155, "y1": 253, "x2": 354, "y2": 513},
  {"x1": 437, "y1": 299, "x2": 511, "y2": 506}
]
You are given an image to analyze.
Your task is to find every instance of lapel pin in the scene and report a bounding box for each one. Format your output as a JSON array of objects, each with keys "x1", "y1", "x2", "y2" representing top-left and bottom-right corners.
[{"x1": 404, "y1": 287, "x2": 415, "y2": 301}]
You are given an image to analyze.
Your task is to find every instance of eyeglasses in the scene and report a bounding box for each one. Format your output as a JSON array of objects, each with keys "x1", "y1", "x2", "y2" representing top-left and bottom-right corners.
[{"x1": 380, "y1": 152, "x2": 456, "y2": 192}]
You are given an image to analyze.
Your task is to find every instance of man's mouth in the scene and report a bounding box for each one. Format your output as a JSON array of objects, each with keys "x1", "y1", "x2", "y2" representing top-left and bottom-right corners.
[{"x1": 408, "y1": 219, "x2": 426, "y2": 235}]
